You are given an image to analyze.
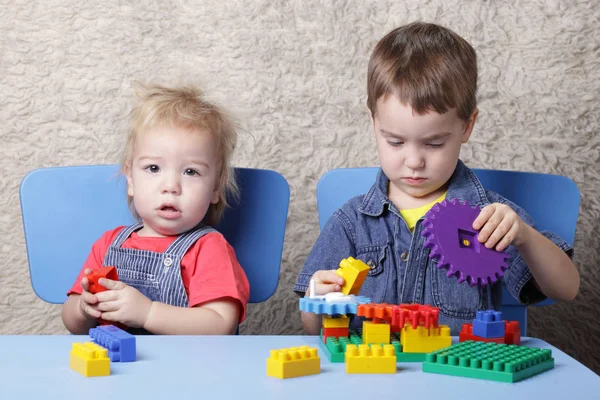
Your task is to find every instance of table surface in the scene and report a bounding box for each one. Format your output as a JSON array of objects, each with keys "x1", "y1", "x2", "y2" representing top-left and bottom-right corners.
[{"x1": 1, "y1": 335, "x2": 598, "y2": 399}]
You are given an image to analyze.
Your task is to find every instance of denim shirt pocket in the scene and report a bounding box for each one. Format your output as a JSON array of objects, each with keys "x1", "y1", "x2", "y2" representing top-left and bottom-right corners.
[
  {"x1": 427, "y1": 258, "x2": 484, "y2": 320},
  {"x1": 355, "y1": 244, "x2": 389, "y2": 303}
]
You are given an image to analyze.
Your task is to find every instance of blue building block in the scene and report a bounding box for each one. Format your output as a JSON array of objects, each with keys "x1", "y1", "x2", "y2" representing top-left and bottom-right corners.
[
  {"x1": 472, "y1": 310, "x2": 505, "y2": 338},
  {"x1": 89, "y1": 325, "x2": 136, "y2": 362},
  {"x1": 298, "y1": 296, "x2": 371, "y2": 315}
]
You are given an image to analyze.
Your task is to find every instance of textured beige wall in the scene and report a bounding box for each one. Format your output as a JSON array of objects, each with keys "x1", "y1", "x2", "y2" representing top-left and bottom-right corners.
[{"x1": 1, "y1": 1, "x2": 598, "y2": 373}]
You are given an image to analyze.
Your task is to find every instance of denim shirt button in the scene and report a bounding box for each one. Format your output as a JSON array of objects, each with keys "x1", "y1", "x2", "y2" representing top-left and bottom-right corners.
[
  {"x1": 367, "y1": 260, "x2": 376, "y2": 269},
  {"x1": 400, "y1": 252, "x2": 409, "y2": 262}
]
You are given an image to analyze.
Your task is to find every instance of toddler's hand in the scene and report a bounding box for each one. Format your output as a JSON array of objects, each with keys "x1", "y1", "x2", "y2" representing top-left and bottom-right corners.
[
  {"x1": 306, "y1": 270, "x2": 345, "y2": 296},
  {"x1": 78, "y1": 268, "x2": 102, "y2": 320},
  {"x1": 473, "y1": 203, "x2": 530, "y2": 251},
  {"x1": 94, "y1": 278, "x2": 153, "y2": 328}
]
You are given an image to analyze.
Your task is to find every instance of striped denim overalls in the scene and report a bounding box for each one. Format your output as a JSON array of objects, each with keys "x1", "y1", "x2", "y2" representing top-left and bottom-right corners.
[{"x1": 103, "y1": 222, "x2": 216, "y2": 308}]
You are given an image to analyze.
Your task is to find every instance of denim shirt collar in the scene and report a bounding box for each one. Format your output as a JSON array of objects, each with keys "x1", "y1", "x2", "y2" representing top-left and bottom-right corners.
[{"x1": 357, "y1": 159, "x2": 491, "y2": 216}]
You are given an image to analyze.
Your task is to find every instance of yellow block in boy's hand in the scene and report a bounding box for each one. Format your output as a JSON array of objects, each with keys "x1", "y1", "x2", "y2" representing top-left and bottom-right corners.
[{"x1": 335, "y1": 257, "x2": 370, "y2": 295}]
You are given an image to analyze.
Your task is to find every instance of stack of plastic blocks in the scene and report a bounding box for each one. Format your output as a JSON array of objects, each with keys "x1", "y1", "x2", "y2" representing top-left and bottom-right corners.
[
  {"x1": 345, "y1": 344, "x2": 397, "y2": 374},
  {"x1": 321, "y1": 315, "x2": 350, "y2": 344},
  {"x1": 459, "y1": 310, "x2": 521, "y2": 345},
  {"x1": 422, "y1": 341, "x2": 555, "y2": 382},
  {"x1": 89, "y1": 325, "x2": 136, "y2": 362},
  {"x1": 69, "y1": 342, "x2": 110, "y2": 377},
  {"x1": 267, "y1": 346, "x2": 320, "y2": 379}
]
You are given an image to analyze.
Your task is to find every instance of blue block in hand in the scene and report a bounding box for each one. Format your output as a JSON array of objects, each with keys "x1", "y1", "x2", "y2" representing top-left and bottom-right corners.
[
  {"x1": 89, "y1": 325, "x2": 136, "y2": 362},
  {"x1": 472, "y1": 310, "x2": 505, "y2": 338}
]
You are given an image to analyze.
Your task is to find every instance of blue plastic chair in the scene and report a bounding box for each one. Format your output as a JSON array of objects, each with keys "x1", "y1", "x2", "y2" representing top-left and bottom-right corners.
[
  {"x1": 20, "y1": 165, "x2": 290, "y2": 305},
  {"x1": 316, "y1": 167, "x2": 580, "y2": 335}
]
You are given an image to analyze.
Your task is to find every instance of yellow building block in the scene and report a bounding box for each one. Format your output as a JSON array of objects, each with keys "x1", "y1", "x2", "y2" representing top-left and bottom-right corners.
[
  {"x1": 335, "y1": 257, "x2": 370, "y2": 295},
  {"x1": 69, "y1": 342, "x2": 110, "y2": 377},
  {"x1": 323, "y1": 315, "x2": 350, "y2": 329},
  {"x1": 267, "y1": 346, "x2": 320, "y2": 379},
  {"x1": 345, "y1": 344, "x2": 396, "y2": 374},
  {"x1": 400, "y1": 324, "x2": 452, "y2": 353},
  {"x1": 362, "y1": 321, "x2": 391, "y2": 344}
]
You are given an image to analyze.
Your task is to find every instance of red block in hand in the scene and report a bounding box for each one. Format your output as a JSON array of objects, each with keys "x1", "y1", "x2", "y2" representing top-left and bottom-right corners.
[{"x1": 87, "y1": 266, "x2": 118, "y2": 294}]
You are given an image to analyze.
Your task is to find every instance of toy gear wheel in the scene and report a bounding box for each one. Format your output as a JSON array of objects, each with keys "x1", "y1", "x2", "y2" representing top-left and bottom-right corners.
[{"x1": 421, "y1": 198, "x2": 510, "y2": 287}]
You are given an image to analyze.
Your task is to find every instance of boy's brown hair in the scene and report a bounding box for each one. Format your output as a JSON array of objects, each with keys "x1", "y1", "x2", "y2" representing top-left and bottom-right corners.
[
  {"x1": 122, "y1": 82, "x2": 239, "y2": 227},
  {"x1": 367, "y1": 22, "x2": 477, "y2": 121}
]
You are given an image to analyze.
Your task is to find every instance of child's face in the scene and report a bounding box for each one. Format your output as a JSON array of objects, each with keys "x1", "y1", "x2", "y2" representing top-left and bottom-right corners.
[
  {"x1": 125, "y1": 124, "x2": 220, "y2": 237},
  {"x1": 370, "y1": 94, "x2": 476, "y2": 207}
]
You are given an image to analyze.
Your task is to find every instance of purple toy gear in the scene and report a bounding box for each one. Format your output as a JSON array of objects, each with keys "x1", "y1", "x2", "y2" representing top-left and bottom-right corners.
[{"x1": 421, "y1": 198, "x2": 510, "y2": 287}]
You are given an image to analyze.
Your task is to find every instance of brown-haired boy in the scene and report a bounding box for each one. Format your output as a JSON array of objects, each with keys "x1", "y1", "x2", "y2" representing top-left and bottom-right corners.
[{"x1": 294, "y1": 22, "x2": 579, "y2": 334}]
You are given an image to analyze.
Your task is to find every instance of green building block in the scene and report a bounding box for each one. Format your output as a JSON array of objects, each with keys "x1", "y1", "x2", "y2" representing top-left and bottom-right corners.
[
  {"x1": 422, "y1": 341, "x2": 554, "y2": 382},
  {"x1": 319, "y1": 330, "x2": 362, "y2": 363}
]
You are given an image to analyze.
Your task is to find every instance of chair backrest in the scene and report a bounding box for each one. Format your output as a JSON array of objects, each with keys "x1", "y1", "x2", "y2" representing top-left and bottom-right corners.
[
  {"x1": 20, "y1": 165, "x2": 290, "y2": 304},
  {"x1": 316, "y1": 167, "x2": 580, "y2": 334}
]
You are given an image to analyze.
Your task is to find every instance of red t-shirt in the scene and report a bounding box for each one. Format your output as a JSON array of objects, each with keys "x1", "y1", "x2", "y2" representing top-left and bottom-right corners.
[{"x1": 68, "y1": 226, "x2": 250, "y2": 322}]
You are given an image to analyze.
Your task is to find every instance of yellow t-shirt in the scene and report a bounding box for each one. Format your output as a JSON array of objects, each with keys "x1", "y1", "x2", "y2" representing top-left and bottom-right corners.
[{"x1": 399, "y1": 192, "x2": 447, "y2": 232}]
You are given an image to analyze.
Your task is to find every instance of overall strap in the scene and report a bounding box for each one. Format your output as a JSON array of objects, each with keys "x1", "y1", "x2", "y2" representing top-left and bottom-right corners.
[{"x1": 110, "y1": 222, "x2": 144, "y2": 248}]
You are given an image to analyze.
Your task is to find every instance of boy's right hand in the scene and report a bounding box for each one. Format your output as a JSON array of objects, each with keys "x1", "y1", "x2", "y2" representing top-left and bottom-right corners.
[
  {"x1": 78, "y1": 268, "x2": 102, "y2": 320},
  {"x1": 306, "y1": 270, "x2": 345, "y2": 296}
]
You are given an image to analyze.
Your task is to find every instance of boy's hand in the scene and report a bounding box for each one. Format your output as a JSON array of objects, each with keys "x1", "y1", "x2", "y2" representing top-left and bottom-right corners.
[
  {"x1": 306, "y1": 270, "x2": 345, "y2": 296},
  {"x1": 78, "y1": 268, "x2": 102, "y2": 320},
  {"x1": 94, "y1": 278, "x2": 153, "y2": 328},
  {"x1": 472, "y1": 203, "x2": 531, "y2": 251}
]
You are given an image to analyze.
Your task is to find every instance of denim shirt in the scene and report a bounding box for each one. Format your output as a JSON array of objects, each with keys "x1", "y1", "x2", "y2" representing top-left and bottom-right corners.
[{"x1": 294, "y1": 160, "x2": 573, "y2": 334}]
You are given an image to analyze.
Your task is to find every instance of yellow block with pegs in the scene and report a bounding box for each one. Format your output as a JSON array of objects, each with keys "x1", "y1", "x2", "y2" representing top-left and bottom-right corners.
[
  {"x1": 335, "y1": 257, "x2": 370, "y2": 295},
  {"x1": 345, "y1": 344, "x2": 396, "y2": 374},
  {"x1": 362, "y1": 321, "x2": 391, "y2": 344},
  {"x1": 267, "y1": 346, "x2": 320, "y2": 379},
  {"x1": 70, "y1": 342, "x2": 110, "y2": 377},
  {"x1": 323, "y1": 315, "x2": 350, "y2": 329},
  {"x1": 401, "y1": 324, "x2": 452, "y2": 353}
]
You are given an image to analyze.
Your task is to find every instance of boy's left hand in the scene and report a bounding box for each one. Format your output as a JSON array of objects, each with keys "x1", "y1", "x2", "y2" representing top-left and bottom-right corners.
[
  {"x1": 472, "y1": 203, "x2": 530, "y2": 251},
  {"x1": 94, "y1": 279, "x2": 153, "y2": 328}
]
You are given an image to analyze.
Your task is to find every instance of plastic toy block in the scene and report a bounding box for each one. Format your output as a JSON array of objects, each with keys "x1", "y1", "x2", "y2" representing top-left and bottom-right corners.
[
  {"x1": 87, "y1": 266, "x2": 118, "y2": 294},
  {"x1": 345, "y1": 344, "x2": 396, "y2": 374},
  {"x1": 323, "y1": 315, "x2": 350, "y2": 328},
  {"x1": 357, "y1": 303, "x2": 440, "y2": 332},
  {"x1": 70, "y1": 342, "x2": 110, "y2": 377},
  {"x1": 320, "y1": 331, "x2": 363, "y2": 363},
  {"x1": 89, "y1": 325, "x2": 136, "y2": 362},
  {"x1": 363, "y1": 321, "x2": 391, "y2": 344},
  {"x1": 401, "y1": 324, "x2": 452, "y2": 353},
  {"x1": 335, "y1": 257, "x2": 370, "y2": 295},
  {"x1": 322, "y1": 327, "x2": 349, "y2": 343},
  {"x1": 472, "y1": 310, "x2": 506, "y2": 338},
  {"x1": 460, "y1": 321, "x2": 520, "y2": 345},
  {"x1": 390, "y1": 339, "x2": 426, "y2": 362},
  {"x1": 391, "y1": 304, "x2": 440, "y2": 331},
  {"x1": 299, "y1": 295, "x2": 371, "y2": 315},
  {"x1": 504, "y1": 321, "x2": 521, "y2": 345},
  {"x1": 422, "y1": 341, "x2": 554, "y2": 382},
  {"x1": 267, "y1": 346, "x2": 320, "y2": 379}
]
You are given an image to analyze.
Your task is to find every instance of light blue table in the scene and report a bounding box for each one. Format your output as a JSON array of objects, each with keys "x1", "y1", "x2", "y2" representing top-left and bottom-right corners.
[{"x1": 1, "y1": 335, "x2": 598, "y2": 399}]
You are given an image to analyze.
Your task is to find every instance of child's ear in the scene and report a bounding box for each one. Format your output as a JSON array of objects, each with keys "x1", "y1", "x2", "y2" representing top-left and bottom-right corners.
[
  {"x1": 461, "y1": 108, "x2": 479, "y2": 143},
  {"x1": 211, "y1": 186, "x2": 220, "y2": 205},
  {"x1": 124, "y1": 163, "x2": 134, "y2": 197}
]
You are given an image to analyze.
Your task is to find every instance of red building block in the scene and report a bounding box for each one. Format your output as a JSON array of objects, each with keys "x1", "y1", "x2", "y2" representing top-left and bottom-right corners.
[
  {"x1": 459, "y1": 321, "x2": 521, "y2": 345},
  {"x1": 87, "y1": 266, "x2": 118, "y2": 294},
  {"x1": 86, "y1": 266, "x2": 124, "y2": 329},
  {"x1": 322, "y1": 327, "x2": 349, "y2": 343}
]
